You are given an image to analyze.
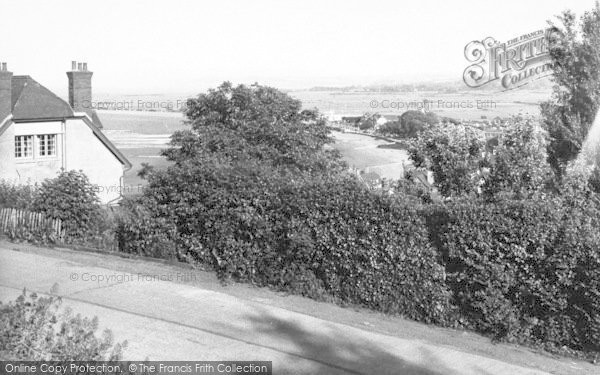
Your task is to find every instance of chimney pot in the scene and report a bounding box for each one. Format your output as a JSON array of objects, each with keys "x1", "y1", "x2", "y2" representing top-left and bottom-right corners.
[
  {"x1": 71, "y1": 61, "x2": 77, "y2": 70},
  {"x1": 83, "y1": 63, "x2": 87, "y2": 71},
  {"x1": 77, "y1": 62, "x2": 83, "y2": 71},
  {"x1": 1, "y1": 63, "x2": 5, "y2": 71}
]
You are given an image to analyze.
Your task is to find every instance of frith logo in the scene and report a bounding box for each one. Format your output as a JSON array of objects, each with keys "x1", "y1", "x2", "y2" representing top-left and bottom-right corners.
[{"x1": 463, "y1": 29, "x2": 555, "y2": 90}]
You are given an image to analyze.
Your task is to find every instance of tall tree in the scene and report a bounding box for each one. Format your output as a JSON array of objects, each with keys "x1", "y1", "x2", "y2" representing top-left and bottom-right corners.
[
  {"x1": 163, "y1": 82, "x2": 343, "y2": 173},
  {"x1": 542, "y1": 3, "x2": 600, "y2": 176}
]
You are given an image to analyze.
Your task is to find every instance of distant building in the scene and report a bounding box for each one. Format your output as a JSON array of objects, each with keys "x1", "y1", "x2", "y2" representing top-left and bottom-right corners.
[{"x1": 0, "y1": 62, "x2": 131, "y2": 204}]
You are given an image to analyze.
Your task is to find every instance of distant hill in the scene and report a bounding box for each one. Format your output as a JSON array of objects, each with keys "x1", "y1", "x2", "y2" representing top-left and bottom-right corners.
[{"x1": 308, "y1": 76, "x2": 553, "y2": 93}]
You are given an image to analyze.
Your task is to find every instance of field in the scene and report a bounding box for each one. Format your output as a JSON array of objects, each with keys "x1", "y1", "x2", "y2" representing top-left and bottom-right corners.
[
  {"x1": 98, "y1": 88, "x2": 552, "y2": 193},
  {"x1": 99, "y1": 111, "x2": 186, "y2": 192},
  {"x1": 291, "y1": 89, "x2": 551, "y2": 120}
]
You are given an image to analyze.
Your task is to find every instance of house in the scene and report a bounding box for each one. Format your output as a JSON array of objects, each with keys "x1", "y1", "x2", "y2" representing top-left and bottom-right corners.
[{"x1": 0, "y1": 62, "x2": 131, "y2": 205}]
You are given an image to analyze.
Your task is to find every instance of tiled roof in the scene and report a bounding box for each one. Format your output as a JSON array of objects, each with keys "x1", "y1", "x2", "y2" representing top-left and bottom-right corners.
[{"x1": 11, "y1": 76, "x2": 74, "y2": 120}]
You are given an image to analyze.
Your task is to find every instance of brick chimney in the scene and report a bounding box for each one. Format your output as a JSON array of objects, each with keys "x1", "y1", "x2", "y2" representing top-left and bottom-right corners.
[
  {"x1": 67, "y1": 61, "x2": 93, "y2": 119},
  {"x1": 0, "y1": 62, "x2": 12, "y2": 122}
]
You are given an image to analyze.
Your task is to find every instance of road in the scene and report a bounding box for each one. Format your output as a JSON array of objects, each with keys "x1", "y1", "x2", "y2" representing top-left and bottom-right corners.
[{"x1": 0, "y1": 242, "x2": 595, "y2": 375}]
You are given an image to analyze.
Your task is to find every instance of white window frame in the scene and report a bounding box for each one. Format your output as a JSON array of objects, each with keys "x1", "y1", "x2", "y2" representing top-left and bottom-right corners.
[
  {"x1": 14, "y1": 133, "x2": 59, "y2": 161},
  {"x1": 37, "y1": 134, "x2": 57, "y2": 158},
  {"x1": 14, "y1": 135, "x2": 34, "y2": 160}
]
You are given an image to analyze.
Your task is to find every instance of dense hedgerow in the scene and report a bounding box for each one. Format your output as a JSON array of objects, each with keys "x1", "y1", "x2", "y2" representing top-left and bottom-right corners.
[
  {"x1": 115, "y1": 198, "x2": 179, "y2": 259},
  {"x1": 116, "y1": 156, "x2": 453, "y2": 324},
  {"x1": 427, "y1": 195, "x2": 600, "y2": 352}
]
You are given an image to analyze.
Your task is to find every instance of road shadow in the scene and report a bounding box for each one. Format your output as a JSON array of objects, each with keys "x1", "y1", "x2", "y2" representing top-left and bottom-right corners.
[{"x1": 216, "y1": 307, "x2": 454, "y2": 375}]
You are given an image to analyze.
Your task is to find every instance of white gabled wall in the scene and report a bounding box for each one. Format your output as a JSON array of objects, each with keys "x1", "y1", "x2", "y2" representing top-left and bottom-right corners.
[{"x1": 64, "y1": 118, "x2": 124, "y2": 204}]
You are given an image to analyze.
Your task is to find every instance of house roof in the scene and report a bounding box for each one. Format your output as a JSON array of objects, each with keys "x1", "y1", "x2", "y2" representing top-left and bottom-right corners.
[
  {"x1": 11, "y1": 76, "x2": 74, "y2": 120},
  {"x1": 1, "y1": 75, "x2": 130, "y2": 169}
]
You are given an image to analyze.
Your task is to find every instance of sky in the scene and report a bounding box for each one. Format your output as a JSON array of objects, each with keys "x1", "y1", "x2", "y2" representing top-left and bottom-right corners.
[{"x1": 1, "y1": 0, "x2": 597, "y2": 96}]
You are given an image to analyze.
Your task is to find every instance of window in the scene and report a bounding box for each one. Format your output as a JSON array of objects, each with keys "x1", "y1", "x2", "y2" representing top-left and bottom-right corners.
[
  {"x1": 14, "y1": 135, "x2": 33, "y2": 158},
  {"x1": 14, "y1": 134, "x2": 58, "y2": 160},
  {"x1": 37, "y1": 134, "x2": 57, "y2": 157}
]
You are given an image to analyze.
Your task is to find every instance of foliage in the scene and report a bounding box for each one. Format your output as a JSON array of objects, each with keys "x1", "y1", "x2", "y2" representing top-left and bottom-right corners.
[
  {"x1": 357, "y1": 112, "x2": 379, "y2": 130},
  {"x1": 0, "y1": 181, "x2": 36, "y2": 209},
  {"x1": 133, "y1": 160, "x2": 452, "y2": 323},
  {"x1": 115, "y1": 197, "x2": 179, "y2": 259},
  {"x1": 116, "y1": 80, "x2": 600, "y2": 356},
  {"x1": 379, "y1": 110, "x2": 439, "y2": 138},
  {"x1": 481, "y1": 120, "x2": 554, "y2": 200},
  {"x1": 428, "y1": 196, "x2": 600, "y2": 353},
  {"x1": 122, "y1": 82, "x2": 452, "y2": 324},
  {"x1": 542, "y1": 3, "x2": 600, "y2": 176},
  {"x1": 31, "y1": 170, "x2": 103, "y2": 240},
  {"x1": 165, "y1": 82, "x2": 345, "y2": 174},
  {"x1": 409, "y1": 120, "x2": 554, "y2": 200},
  {"x1": 408, "y1": 123, "x2": 486, "y2": 197},
  {"x1": 0, "y1": 291, "x2": 126, "y2": 360}
]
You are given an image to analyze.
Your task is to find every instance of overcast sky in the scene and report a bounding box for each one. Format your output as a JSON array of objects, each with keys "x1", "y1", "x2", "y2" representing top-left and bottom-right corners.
[{"x1": 2, "y1": 0, "x2": 596, "y2": 95}]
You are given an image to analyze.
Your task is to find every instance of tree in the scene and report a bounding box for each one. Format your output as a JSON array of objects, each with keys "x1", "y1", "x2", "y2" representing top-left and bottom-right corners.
[
  {"x1": 542, "y1": 3, "x2": 600, "y2": 177},
  {"x1": 482, "y1": 120, "x2": 553, "y2": 200},
  {"x1": 357, "y1": 112, "x2": 379, "y2": 130},
  {"x1": 409, "y1": 120, "x2": 552, "y2": 200},
  {"x1": 135, "y1": 82, "x2": 348, "y2": 266},
  {"x1": 379, "y1": 110, "x2": 439, "y2": 138},
  {"x1": 163, "y1": 82, "x2": 344, "y2": 174},
  {"x1": 408, "y1": 124, "x2": 485, "y2": 197}
]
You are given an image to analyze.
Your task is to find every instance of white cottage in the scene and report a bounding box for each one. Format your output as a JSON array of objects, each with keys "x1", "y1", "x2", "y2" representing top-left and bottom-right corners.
[{"x1": 0, "y1": 62, "x2": 131, "y2": 204}]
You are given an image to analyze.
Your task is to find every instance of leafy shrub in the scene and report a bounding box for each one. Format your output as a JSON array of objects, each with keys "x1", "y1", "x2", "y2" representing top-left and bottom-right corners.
[
  {"x1": 409, "y1": 124, "x2": 485, "y2": 197},
  {"x1": 115, "y1": 198, "x2": 179, "y2": 259},
  {"x1": 428, "y1": 196, "x2": 600, "y2": 353},
  {"x1": 125, "y1": 156, "x2": 452, "y2": 324},
  {"x1": 31, "y1": 170, "x2": 103, "y2": 240},
  {"x1": 0, "y1": 291, "x2": 126, "y2": 360},
  {"x1": 4, "y1": 221, "x2": 60, "y2": 245},
  {"x1": 0, "y1": 181, "x2": 36, "y2": 209}
]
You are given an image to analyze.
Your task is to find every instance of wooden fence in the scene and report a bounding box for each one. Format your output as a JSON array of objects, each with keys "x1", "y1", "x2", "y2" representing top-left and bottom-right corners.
[{"x1": 0, "y1": 208, "x2": 65, "y2": 241}]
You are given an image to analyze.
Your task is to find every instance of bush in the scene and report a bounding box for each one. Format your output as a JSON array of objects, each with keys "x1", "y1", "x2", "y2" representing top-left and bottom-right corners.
[
  {"x1": 0, "y1": 181, "x2": 36, "y2": 209},
  {"x1": 122, "y1": 158, "x2": 452, "y2": 324},
  {"x1": 115, "y1": 198, "x2": 179, "y2": 259},
  {"x1": 428, "y1": 196, "x2": 600, "y2": 353},
  {"x1": 0, "y1": 291, "x2": 126, "y2": 360},
  {"x1": 257, "y1": 175, "x2": 452, "y2": 324},
  {"x1": 31, "y1": 170, "x2": 103, "y2": 240}
]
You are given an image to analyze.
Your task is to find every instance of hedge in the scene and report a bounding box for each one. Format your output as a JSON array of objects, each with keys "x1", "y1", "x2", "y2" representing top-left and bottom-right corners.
[
  {"x1": 428, "y1": 196, "x2": 600, "y2": 352},
  {"x1": 118, "y1": 161, "x2": 453, "y2": 325}
]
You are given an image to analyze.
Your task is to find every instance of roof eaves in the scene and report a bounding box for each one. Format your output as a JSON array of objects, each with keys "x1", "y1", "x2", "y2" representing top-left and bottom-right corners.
[{"x1": 0, "y1": 114, "x2": 14, "y2": 137}]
